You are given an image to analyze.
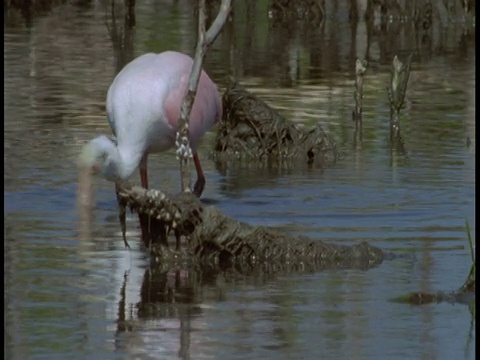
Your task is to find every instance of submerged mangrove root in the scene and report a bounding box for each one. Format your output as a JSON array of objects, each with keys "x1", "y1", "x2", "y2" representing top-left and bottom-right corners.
[
  {"x1": 116, "y1": 183, "x2": 386, "y2": 272},
  {"x1": 394, "y1": 265, "x2": 475, "y2": 306},
  {"x1": 395, "y1": 288, "x2": 474, "y2": 306},
  {"x1": 395, "y1": 221, "x2": 475, "y2": 306},
  {"x1": 387, "y1": 54, "x2": 412, "y2": 149},
  {"x1": 215, "y1": 81, "x2": 337, "y2": 167},
  {"x1": 352, "y1": 58, "x2": 367, "y2": 146}
]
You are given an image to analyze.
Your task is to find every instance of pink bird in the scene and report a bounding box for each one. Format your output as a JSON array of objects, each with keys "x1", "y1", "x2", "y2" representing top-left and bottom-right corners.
[{"x1": 79, "y1": 51, "x2": 222, "y2": 196}]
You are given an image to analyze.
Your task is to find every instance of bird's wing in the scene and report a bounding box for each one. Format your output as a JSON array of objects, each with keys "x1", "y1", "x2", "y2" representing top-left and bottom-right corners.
[{"x1": 164, "y1": 69, "x2": 222, "y2": 149}]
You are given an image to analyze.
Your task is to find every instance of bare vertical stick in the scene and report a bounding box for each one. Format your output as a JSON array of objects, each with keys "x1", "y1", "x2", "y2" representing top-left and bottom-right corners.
[
  {"x1": 352, "y1": 58, "x2": 367, "y2": 142},
  {"x1": 387, "y1": 54, "x2": 412, "y2": 143},
  {"x1": 176, "y1": 0, "x2": 232, "y2": 193}
]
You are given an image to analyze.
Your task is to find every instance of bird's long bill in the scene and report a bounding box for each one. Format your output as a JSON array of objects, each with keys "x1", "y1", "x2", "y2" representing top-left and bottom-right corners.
[{"x1": 77, "y1": 165, "x2": 95, "y2": 242}]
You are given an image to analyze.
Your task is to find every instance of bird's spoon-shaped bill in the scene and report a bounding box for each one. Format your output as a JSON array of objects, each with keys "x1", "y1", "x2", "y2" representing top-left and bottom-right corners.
[{"x1": 77, "y1": 164, "x2": 95, "y2": 242}]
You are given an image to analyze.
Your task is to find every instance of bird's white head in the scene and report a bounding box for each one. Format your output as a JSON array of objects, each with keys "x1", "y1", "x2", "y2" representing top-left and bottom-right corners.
[{"x1": 78, "y1": 135, "x2": 119, "y2": 182}]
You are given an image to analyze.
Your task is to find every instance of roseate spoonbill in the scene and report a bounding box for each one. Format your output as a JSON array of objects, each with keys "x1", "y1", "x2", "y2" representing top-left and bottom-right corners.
[{"x1": 79, "y1": 51, "x2": 222, "y2": 196}]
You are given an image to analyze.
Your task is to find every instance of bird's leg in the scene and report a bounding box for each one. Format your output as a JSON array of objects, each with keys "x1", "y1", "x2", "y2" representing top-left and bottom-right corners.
[
  {"x1": 138, "y1": 156, "x2": 150, "y2": 247},
  {"x1": 115, "y1": 182, "x2": 130, "y2": 249},
  {"x1": 139, "y1": 156, "x2": 148, "y2": 189},
  {"x1": 140, "y1": 169, "x2": 148, "y2": 189},
  {"x1": 192, "y1": 152, "x2": 205, "y2": 197}
]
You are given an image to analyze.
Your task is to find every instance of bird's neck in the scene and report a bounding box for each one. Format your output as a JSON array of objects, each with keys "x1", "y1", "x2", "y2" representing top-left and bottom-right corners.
[{"x1": 101, "y1": 140, "x2": 142, "y2": 182}]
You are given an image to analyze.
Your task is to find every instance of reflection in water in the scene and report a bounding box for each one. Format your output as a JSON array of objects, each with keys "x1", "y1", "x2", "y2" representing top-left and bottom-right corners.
[
  {"x1": 106, "y1": 0, "x2": 136, "y2": 73},
  {"x1": 4, "y1": 1, "x2": 475, "y2": 359}
]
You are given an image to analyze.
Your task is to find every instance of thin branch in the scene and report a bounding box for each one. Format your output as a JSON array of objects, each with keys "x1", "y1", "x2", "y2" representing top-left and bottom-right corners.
[
  {"x1": 176, "y1": 0, "x2": 232, "y2": 193},
  {"x1": 205, "y1": 0, "x2": 232, "y2": 44}
]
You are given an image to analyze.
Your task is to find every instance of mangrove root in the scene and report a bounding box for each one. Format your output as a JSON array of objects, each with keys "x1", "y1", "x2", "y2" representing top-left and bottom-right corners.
[
  {"x1": 116, "y1": 183, "x2": 386, "y2": 273},
  {"x1": 215, "y1": 80, "x2": 338, "y2": 167},
  {"x1": 394, "y1": 250, "x2": 475, "y2": 306}
]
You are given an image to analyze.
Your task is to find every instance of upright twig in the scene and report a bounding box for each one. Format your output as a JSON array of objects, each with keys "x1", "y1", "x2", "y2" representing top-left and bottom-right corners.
[
  {"x1": 352, "y1": 58, "x2": 367, "y2": 146},
  {"x1": 176, "y1": 0, "x2": 232, "y2": 193},
  {"x1": 387, "y1": 54, "x2": 412, "y2": 142}
]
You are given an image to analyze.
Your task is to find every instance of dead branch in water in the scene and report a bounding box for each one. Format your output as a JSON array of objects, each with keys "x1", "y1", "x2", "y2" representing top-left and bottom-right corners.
[
  {"x1": 394, "y1": 220, "x2": 475, "y2": 306},
  {"x1": 116, "y1": 184, "x2": 386, "y2": 272},
  {"x1": 176, "y1": 0, "x2": 232, "y2": 194},
  {"x1": 215, "y1": 81, "x2": 337, "y2": 167},
  {"x1": 387, "y1": 54, "x2": 412, "y2": 153},
  {"x1": 352, "y1": 58, "x2": 367, "y2": 147}
]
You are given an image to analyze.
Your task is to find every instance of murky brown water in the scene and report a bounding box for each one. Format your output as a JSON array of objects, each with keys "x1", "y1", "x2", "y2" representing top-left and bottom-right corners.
[{"x1": 4, "y1": 1, "x2": 475, "y2": 359}]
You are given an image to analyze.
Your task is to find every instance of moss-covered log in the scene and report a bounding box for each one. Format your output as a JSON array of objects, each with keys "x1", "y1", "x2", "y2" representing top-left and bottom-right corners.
[
  {"x1": 215, "y1": 81, "x2": 337, "y2": 167},
  {"x1": 116, "y1": 184, "x2": 386, "y2": 273}
]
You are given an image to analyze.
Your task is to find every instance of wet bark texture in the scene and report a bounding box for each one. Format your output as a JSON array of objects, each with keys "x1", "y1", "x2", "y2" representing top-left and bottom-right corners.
[
  {"x1": 215, "y1": 81, "x2": 337, "y2": 167},
  {"x1": 117, "y1": 184, "x2": 386, "y2": 273}
]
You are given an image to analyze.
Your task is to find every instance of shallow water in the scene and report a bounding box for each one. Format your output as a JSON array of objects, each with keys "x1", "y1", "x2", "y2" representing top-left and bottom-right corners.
[{"x1": 4, "y1": 1, "x2": 475, "y2": 359}]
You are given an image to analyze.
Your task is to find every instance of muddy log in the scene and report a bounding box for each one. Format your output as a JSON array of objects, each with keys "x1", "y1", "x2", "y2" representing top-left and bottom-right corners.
[
  {"x1": 215, "y1": 81, "x2": 337, "y2": 167},
  {"x1": 117, "y1": 184, "x2": 386, "y2": 273}
]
